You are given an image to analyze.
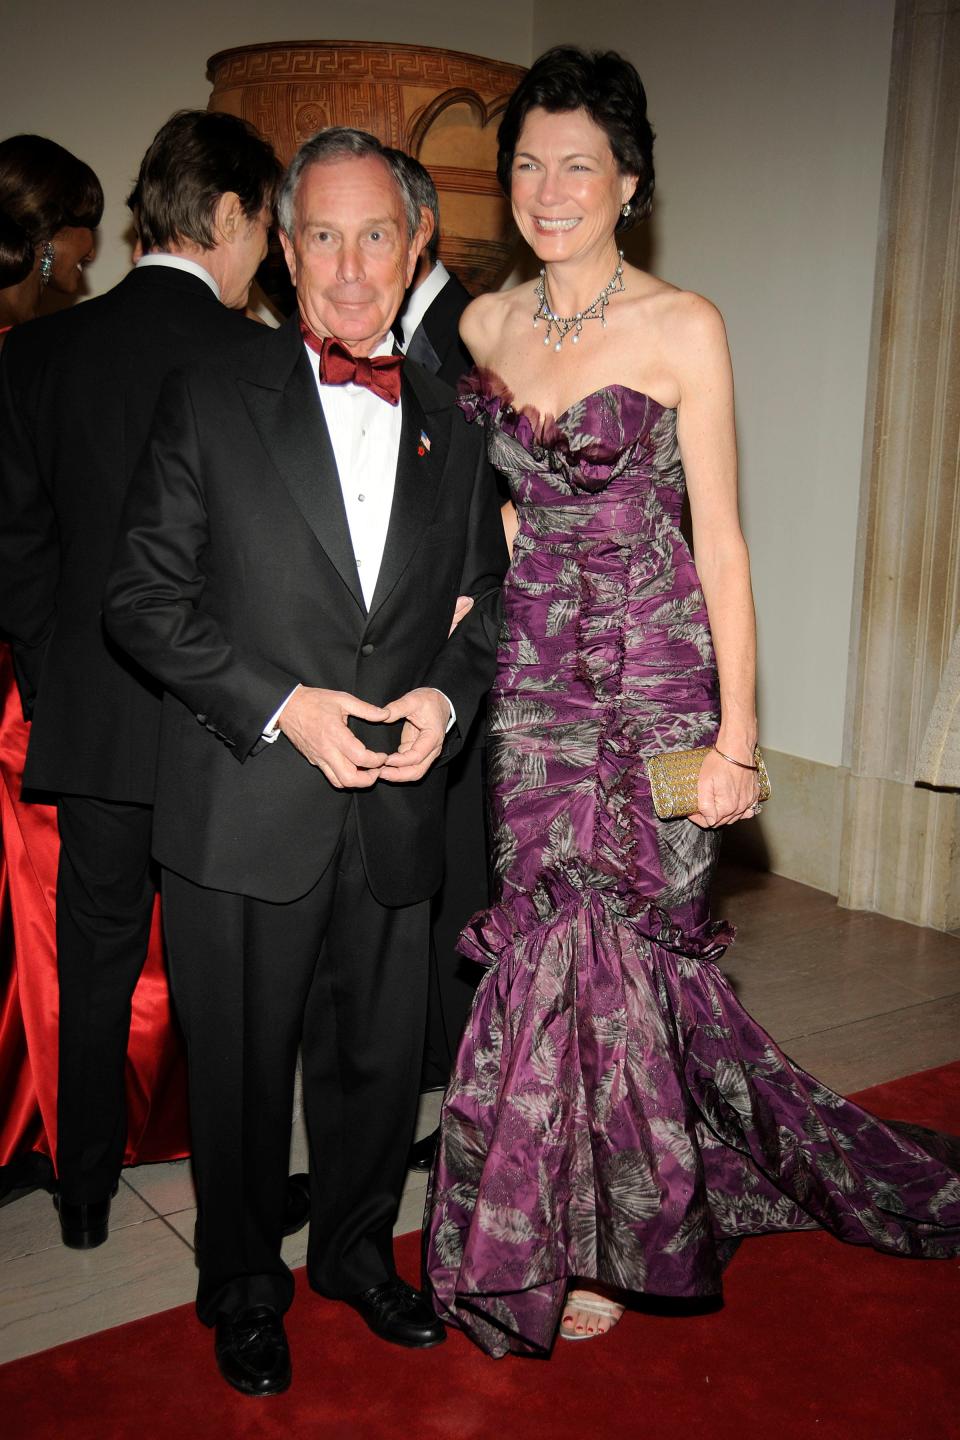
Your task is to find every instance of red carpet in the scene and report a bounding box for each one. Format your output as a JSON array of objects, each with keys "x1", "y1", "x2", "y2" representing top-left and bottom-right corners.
[{"x1": 2, "y1": 1064, "x2": 959, "y2": 1440}]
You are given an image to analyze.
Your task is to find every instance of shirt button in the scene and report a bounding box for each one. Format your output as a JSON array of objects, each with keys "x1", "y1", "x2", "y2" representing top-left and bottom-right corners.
[{"x1": 358, "y1": 493, "x2": 365, "y2": 502}]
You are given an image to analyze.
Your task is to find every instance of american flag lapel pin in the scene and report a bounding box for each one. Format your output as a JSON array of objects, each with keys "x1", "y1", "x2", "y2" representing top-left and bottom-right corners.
[{"x1": 418, "y1": 429, "x2": 431, "y2": 456}]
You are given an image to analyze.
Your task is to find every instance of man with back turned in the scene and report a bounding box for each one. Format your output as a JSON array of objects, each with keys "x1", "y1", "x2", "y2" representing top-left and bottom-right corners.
[{"x1": 0, "y1": 110, "x2": 281, "y2": 1250}]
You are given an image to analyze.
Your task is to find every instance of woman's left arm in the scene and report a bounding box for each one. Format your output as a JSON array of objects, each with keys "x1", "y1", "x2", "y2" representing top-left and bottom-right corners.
[{"x1": 674, "y1": 295, "x2": 760, "y2": 827}]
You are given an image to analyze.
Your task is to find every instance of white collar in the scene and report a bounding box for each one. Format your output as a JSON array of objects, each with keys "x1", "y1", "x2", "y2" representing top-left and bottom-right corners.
[
  {"x1": 398, "y1": 260, "x2": 450, "y2": 349},
  {"x1": 136, "y1": 253, "x2": 221, "y2": 300}
]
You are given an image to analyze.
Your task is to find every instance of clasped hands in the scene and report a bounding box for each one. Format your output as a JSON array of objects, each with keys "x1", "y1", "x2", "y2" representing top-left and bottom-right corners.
[
  {"x1": 278, "y1": 684, "x2": 450, "y2": 789},
  {"x1": 277, "y1": 594, "x2": 474, "y2": 790}
]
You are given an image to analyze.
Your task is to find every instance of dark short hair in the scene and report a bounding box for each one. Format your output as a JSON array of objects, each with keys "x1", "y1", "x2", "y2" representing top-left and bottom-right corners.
[
  {"x1": 384, "y1": 149, "x2": 440, "y2": 262},
  {"x1": 128, "y1": 110, "x2": 282, "y2": 254},
  {"x1": 496, "y1": 47, "x2": 655, "y2": 227},
  {"x1": 279, "y1": 128, "x2": 420, "y2": 243},
  {"x1": 0, "y1": 134, "x2": 103, "y2": 286}
]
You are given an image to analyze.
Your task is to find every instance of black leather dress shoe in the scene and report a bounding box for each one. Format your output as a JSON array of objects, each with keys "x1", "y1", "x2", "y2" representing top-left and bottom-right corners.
[
  {"x1": 345, "y1": 1277, "x2": 445, "y2": 1348},
  {"x1": 54, "y1": 1187, "x2": 117, "y2": 1249},
  {"x1": 407, "y1": 1127, "x2": 439, "y2": 1173},
  {"x1": 215, "y1": 1306, "x2": 291, "y2": 1396},
  {"x1": 283, "y1": 1172, "x2": 310, "y2": 1236}
]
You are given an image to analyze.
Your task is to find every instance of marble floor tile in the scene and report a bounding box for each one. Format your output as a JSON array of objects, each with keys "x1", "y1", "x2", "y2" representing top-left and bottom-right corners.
[
  {"x1": 163, "y1": 1207, "x2": 196, "y2": 1248},
  {"x1": 0, "y1": 1216, "x2": 197, "y2": 1363},
  {"x1": 414, "y1": 1089, "x2": 443, "y2": 1140},
  {"x1": 122, "y1": 1157, "x2": 196, "y2": 1216},
  {"x1": 720, "y1": 958, "x2": 929, "y2": 1041},
  {"x1": 783, "y1": 993, "x2": 960, "y2": 1094},
  {"x1": 848, "y1": 930, "x2": 960, "y2": 1001},
  {"x1": 282, "y1": 1216, "x2": 310, "y2": 1271},
  {"x1": 396, "y1": 1173, "x2": 429, "y2": 1238},
  {"x1": 0, "y1": 1181, "x2": 155, "y2": 1265},
  {"x1": 290, "y1": 1108, "x2": 309, "y2": 1174}
]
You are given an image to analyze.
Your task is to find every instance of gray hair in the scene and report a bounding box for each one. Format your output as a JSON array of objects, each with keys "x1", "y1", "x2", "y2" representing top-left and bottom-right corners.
[
  {"x1": 278, "y1": 127, "x2": 420, "y2": 242},
  {"x1": 383, "y1": 149, "x2": 440, "y2": 262}
]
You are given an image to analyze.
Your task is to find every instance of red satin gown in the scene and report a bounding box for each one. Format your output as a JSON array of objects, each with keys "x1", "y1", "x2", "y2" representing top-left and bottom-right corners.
[{"x1": 0, "y1": 643, "x2": 189, "y2": 1181}]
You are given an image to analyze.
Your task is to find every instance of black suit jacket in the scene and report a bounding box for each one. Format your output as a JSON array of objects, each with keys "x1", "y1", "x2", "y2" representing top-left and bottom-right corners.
[
  {"x1": 405, "y1": 272, "x2": 473, "y2": 389},
  {"x1": 104, "y1": 315, "x2": 507, "y2": 907},
  {"x1": 0, "y1": 266, "x2": 255, "y2": 803}
]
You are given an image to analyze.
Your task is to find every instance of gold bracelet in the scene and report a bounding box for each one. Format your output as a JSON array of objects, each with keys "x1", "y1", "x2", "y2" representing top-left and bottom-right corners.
[{"x1": 713, "y1": 746, "x2": 759, "y2": 773}]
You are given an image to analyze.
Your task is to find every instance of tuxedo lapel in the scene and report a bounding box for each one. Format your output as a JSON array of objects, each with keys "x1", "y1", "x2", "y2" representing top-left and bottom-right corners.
[
  {"x1": 367, "y1": 370, "x2": 449, "y2": 621},
  {"x1": 238, "y1": 324, "x2": 365, "y2": 614},
  {"x1": 405, "y1": 324, "x2": 442, "y2": 376}
]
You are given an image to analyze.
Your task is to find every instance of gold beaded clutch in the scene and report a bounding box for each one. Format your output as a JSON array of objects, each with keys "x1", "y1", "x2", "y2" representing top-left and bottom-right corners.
[{"x1": 646, "y1": 745, "x2": 771, "y2": 821}]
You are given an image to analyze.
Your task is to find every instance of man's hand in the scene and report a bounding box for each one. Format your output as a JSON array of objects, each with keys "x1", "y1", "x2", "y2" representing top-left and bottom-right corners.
[
  {"x1": 278, "y1": 686, "x2": 389, "y2": 789},
  {"x1": 379, "y1": 688, "x2": 451, "y2": 784}
]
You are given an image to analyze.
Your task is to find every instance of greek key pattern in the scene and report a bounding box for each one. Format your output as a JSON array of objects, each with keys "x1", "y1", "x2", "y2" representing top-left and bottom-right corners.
[{"x1": 207, "y1": 41, "x2": 525, "y2": 95}]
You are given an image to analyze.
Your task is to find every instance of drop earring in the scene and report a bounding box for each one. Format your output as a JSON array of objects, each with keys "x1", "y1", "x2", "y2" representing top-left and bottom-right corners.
[
  {"x1": 621, "y1": 203, "x2": 631, "y2": 220},
  {"x1": 39, "y1": 240, "x2": 55, "y2": 286}
]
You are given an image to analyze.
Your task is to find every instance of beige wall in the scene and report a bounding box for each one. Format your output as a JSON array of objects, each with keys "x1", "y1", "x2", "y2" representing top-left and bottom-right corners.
[
  {"x1": 534, "y1": 0, "x2": 895, "y2": 772},
  {"x1": 3, "y1": 2, "x2": 533, "y2": 296},
  {"x1": 5, "y1": 1, "x2": 900, "y2": 887}
]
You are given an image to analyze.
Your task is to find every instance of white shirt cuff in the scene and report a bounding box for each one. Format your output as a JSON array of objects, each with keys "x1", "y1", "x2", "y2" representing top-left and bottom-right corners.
[
  {"x1": 262, "y1": 684, "x2": 301, "y2": 742},
  {"x1": 435, "y1": 690, "x2": 456, "y2": 734}
]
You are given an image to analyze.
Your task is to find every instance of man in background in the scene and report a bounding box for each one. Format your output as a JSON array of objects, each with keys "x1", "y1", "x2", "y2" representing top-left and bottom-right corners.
[
  {"x1": 0, "y1": 110, "x2": 283, "y2": 1250},
  {"x1": 390, "y1": 150, "x2": 473, "y2": 385},
  {"x1": 389, "y1": 152, "x2": 490, "y2": 1171}
]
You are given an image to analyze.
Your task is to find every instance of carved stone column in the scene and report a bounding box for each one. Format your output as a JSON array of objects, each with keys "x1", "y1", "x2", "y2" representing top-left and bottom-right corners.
[{"x1": 839, "y1": 0, "x2": 960, "y2": 928}]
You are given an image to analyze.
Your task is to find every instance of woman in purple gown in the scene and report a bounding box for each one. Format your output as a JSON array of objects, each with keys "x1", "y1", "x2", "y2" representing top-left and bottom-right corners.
[{"x1": 423, "y1": 47, "x2": 960, "y2": 1357}]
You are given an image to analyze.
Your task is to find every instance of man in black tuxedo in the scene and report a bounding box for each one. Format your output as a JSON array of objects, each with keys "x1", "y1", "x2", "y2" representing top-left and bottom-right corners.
[
  {"x1": 104, "y1": 127, "x2": 506, "y2": 1397},
  {"x1": 390, "y1": 154, "x2": 490, "y2": 1167},
  {"x1": 0, "y1": 111, "x2": 282, "y2": 1249},
  {"x1": 391, "y1": 153, "x2": 473, "y2": 387}
]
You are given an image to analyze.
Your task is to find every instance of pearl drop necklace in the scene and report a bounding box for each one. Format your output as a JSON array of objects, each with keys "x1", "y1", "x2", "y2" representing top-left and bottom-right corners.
[{"x1": 532, "y1": 250, "x2": 625, "y2": 351}]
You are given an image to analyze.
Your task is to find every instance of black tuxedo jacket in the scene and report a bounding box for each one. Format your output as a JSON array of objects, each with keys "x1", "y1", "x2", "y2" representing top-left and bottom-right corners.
[
  {"x1": 0, "y1": 266, "x2": 255, "y2": 803},
  {"x1": 405, "y1": 272, "x2": 473, "y2": 389},
  {"x1": 104, "y1": 315, "x2": 507, "y2": 907}
]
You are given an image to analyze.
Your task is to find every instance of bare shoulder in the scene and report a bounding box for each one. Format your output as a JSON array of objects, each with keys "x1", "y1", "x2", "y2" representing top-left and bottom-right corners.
[
  {"x1": 628, "y1": 274, "x2": 725, "y2": 343},
  {"x1": 640, "y1": 286, "x2": 732, "y2": 399},
  {"x1": 459, "y1": 283, "x2": 536, "y2": 368},
  {"x1": 661, "y1": 288, "x2": 729, "y2": 360}
]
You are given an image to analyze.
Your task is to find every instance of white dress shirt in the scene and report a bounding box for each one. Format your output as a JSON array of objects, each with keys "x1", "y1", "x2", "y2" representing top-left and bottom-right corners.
[
  {"x1": 262, "y1": 331, "x2": 454, "y2": 739},
  {"x1": 396, "y1": 260, "x2": 449, "y2": 352},
  {"x1": 308, "y1": 333, "x2": 401, "y2": 609},
  {"x1": 135, "y1": 253, "x2": 221, "y2": 299}
]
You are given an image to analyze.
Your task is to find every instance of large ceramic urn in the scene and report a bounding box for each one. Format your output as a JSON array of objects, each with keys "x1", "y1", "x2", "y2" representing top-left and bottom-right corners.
[{"x1": 206, "y1": 40, "x2": 526, "y2": 297}]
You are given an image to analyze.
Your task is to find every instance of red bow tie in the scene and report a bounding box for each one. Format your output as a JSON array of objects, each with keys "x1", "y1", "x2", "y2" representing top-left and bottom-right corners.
[{"x1": 301, "y1": 323, "x2": 403, "y2": 406}]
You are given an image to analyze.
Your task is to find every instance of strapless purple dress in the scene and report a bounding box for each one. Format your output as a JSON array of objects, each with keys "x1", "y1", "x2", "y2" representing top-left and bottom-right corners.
[{"x1": 423, "y1": 370, "x2": 960, "y2": 1357}]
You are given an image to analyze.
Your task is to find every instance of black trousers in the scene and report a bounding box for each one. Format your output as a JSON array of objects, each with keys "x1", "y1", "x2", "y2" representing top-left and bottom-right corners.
[
  {"x1": 55, "y1": 795, "x2": 156, "y2": 1203},
  {"x1": 162, "y1": 806, "x2": 429, "y2": 1326}
]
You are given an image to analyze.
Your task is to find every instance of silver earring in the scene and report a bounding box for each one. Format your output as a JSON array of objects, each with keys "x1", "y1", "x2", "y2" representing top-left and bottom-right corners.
[
  {"x1": 39, "y1": 240, "x2": 54, "y2": 286},
  {"x1": 621, "y1": 203, "x2": 631, "y2": 219}
]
